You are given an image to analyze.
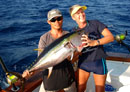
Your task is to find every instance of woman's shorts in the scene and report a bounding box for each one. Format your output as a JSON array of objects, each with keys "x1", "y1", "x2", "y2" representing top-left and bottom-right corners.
[{"x1": 78, "y1": 58, "x2": 108, "y2": 75}]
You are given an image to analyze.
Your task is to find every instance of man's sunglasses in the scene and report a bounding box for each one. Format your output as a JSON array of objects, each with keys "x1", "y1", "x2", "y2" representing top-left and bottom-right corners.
[{"x1": 50, "y1": 17, "x2": 63, "y2": 22}]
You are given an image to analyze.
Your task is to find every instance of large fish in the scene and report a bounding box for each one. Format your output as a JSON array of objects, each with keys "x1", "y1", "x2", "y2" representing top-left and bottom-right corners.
[
  {"x1": 28, "y1": 29, "x2": 85, "y2": 74},
  {"x1": 0, "y1": 29, "x2": 85, "y2": 91}
]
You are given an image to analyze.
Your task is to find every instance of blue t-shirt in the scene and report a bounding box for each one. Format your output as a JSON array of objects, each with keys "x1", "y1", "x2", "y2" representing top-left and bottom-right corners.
[{"x1": 72, "y1": 20, "x2": 107, "y2": 62}]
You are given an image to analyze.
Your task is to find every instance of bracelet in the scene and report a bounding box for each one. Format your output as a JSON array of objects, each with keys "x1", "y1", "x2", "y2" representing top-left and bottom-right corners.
[{"x1": 97, "y1": 39, "x2": 100, "y2": 45}]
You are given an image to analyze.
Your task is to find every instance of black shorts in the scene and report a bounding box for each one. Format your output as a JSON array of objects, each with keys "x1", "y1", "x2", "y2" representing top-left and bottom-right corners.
[{"x1": 78, "y1": 58, "x2": 108, "y2": 75}]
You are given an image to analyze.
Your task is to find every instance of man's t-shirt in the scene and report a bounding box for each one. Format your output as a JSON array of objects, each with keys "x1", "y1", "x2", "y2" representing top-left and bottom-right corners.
[{"x1": 38, "y1": 31, "x2": 75, "y2": 91}]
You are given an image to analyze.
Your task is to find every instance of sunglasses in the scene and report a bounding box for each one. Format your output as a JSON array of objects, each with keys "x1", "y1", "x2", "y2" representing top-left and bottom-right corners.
[{"x1": 50, "y1": 17, "x2": 63, "y2": 22}]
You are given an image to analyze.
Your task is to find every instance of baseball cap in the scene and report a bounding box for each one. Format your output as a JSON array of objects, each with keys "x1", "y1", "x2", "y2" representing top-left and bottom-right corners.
[
  {"x1": 47, "y1": 9, "x2": 62, "y2": 20},
  {"x1": 69, "y1": 4, "x2": 87, "y2": 16}
]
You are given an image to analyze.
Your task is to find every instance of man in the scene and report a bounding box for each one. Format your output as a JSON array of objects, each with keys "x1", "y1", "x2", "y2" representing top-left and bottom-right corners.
[
  {"x1": 69, "y1": 4, "x2": 114, "y2": 92},
  {"x1": 23, "y1": 9, "x2": 76, "y2": 92}
]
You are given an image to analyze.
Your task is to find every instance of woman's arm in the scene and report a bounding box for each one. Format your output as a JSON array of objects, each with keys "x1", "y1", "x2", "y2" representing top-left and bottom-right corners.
[{"x1": 81, "y1": 28, "x2": 114, "y2": 47}]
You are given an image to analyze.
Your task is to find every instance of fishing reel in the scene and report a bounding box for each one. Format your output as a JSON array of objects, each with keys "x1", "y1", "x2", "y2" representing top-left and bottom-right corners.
[
  {"x1": 115, "y1": 30, "x2": 130, "y2": 52},
  {"x1": 6, "y1": 73, "x2": 20, "y2": 91},
  {"x1": 0, "y1": 57, "x2": 21, "y2": 92},
  {"x1": 115, "y1": 31, "x2": 127, "y2": 43}
]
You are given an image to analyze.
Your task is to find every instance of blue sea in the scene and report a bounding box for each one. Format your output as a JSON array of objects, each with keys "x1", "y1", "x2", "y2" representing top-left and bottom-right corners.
[{"x1": 0, "y1": 0, "x2": 130, "y2": 89}]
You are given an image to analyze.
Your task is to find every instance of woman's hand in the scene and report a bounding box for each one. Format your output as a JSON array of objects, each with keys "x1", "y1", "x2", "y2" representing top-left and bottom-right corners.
[{"x1": 81, "y1": 34, "x2": 98, "y2": 47}]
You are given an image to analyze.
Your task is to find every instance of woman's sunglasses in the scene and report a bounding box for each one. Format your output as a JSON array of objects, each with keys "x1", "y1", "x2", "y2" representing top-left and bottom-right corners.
[{"x1": 50, "y1": 17, "x2": 63, "y2": 22}]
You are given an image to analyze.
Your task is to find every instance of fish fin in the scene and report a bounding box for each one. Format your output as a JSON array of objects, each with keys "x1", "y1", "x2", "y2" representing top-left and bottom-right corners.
[
  {"x1": 33, "y1": 48, "x2": 43, "y2": 52},
  {"x1": 47, "y1": 67, "x2": 53, "y2": 79},
  {"x1": 70, "y1": 52, "x2": 74, "y2": 60}
]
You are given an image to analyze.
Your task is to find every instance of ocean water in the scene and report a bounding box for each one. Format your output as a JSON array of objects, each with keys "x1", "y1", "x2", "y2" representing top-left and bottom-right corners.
[{"x1": 0, "y1": 0, "x2": 130, "y2": 89}]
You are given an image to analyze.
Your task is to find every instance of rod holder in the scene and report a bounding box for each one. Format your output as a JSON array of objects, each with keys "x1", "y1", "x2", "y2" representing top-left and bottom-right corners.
[{"x1": 11, "y1": 83, "x2": 19, "y2": 92}]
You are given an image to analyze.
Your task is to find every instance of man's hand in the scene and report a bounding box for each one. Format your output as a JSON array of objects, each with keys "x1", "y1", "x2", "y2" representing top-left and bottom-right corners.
[{"x1": 22, "y1": 70, "x2": 33, "y2": 79}]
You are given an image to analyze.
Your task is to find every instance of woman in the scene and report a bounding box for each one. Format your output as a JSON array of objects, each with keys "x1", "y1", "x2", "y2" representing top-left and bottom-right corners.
[{"x1": 69, "y1": 4, "x2": 114, "y2": 92}]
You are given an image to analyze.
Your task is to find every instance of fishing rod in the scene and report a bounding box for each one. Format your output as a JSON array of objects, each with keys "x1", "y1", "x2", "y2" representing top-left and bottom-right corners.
[
  {"x1": 0, "y1": 56, "x2": 24, "y2": 92},
  {"x1": 115, "y1": 30, "x2": 130, "y2": 52}
]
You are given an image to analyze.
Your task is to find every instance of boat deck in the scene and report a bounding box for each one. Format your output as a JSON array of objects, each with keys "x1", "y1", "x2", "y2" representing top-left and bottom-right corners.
[{"x1": 4, "y1": 52, "x2": 130, "y2": 92}]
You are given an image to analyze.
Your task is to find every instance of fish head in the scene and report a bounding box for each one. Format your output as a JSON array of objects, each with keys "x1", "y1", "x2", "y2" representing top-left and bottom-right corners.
[{"x1": 68, "y1": 29, "x2": 87, "y2": 51}]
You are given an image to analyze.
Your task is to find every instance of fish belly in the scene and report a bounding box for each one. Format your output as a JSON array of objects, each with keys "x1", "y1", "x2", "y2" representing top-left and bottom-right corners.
[{"x1": 30, "y1": 47, "x2": 74, "y2": 71}]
